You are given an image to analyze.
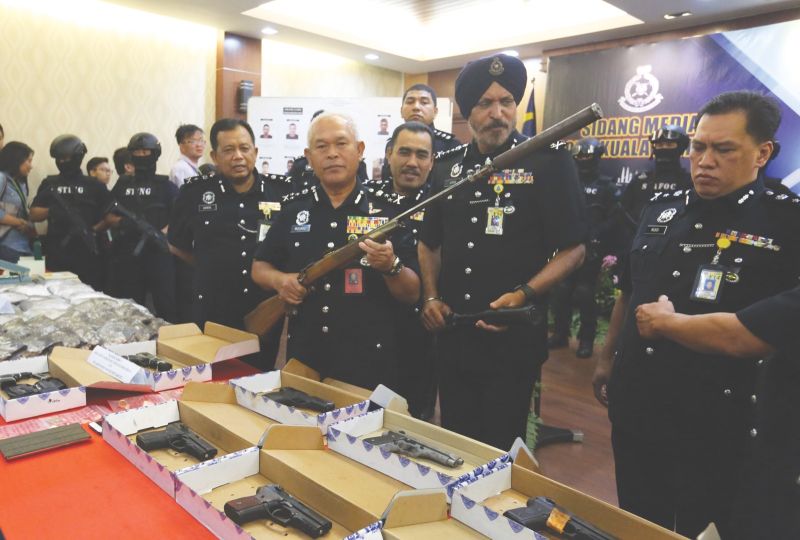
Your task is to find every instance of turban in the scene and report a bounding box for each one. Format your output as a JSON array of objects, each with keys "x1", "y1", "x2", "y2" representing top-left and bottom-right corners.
[{"x1": 455, "y1": 54, "x2": 527, "y2": 119}]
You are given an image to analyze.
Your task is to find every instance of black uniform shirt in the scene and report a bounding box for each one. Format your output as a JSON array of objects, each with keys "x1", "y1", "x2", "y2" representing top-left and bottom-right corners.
[
  {"x1": 611, "y1": 180, "x2": 800, "y2": 439},
  {"x1": 581, "y1": 173, "x2": 621, "y2": 252},
  {"x1": 432, "y1": 128, "x2": 462, "y2": 154},
  {"x1": 620, "y1": 162, "x2": 692, "y2": 227},
  {"x1": 168, "y1": 171, "x2": 291, "y2": 328},
  {"x1": 111, "y1": 172, "x2": 176, "y2": 250},
  {"x1": 254, "y1": 183, "x2": 418, "y2": 388},
  {"x1": 32, "y1": 173, "x2": 112, "y2": 247}
]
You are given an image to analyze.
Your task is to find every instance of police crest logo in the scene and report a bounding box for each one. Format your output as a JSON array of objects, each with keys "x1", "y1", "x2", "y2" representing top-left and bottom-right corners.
[
  {"x1": 657, "y1": 208, "x2": 677, "y2": 223},
  {"x1": 488, "y1": 57, "x2": 504, "y2": 76},
  {"x1": 450, "y1": 163, "x2": 463, "y2": 178},
  {"x1": 296, "y1": 210, "x2": 309, "y2": 225},
  {"x1": 618, "y1": 65, "x2": 664, "y2": 113},
  {"x1": 202, "y1": 191, "x2": 215, "y2": 204}
]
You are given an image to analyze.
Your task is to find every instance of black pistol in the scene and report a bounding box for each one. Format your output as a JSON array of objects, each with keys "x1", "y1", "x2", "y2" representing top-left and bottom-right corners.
[
  {"x1": 1, "y1": 373, "x2": 67, "y2": 399},
  {"x1": 136, "y1": 422, "x2": 217, "y2": 461},
  {"x1": 224, "y1": 484, "x2": 332, "y2": 538},
  {"x1": 263, "y1": 386, "x2": 335, "y2": 413},
  {"x1": 362, "y1": 430, "x2": 464, "y2": 468},
  {"x1": 446, "y1": 305, "x2": 543, "y2": 327},
  {"x1": 504, "y1": 497, "x2": 617, "y2": 540},
  {"x1": 126, "y1": 352, "x2": 173, "y2": 372}
]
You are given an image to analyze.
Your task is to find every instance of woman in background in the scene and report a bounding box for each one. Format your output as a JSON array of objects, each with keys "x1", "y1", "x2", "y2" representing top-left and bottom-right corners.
[{"x1": 0, "y1": 141, "x2": 36, "y2": 263}]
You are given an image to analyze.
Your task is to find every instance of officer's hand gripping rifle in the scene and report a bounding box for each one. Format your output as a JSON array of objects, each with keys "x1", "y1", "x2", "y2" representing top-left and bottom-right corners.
[
  {"x1": 244, "y1": 104, "x2": 604, "y2": 337},
  {"x1": 107, "y1": 200, "x2": 170, "y2": 256}
]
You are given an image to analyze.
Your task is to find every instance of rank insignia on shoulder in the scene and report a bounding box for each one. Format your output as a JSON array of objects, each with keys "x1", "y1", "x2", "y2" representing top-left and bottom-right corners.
[
  {"x1": 489, "y1": 169, "x2": 534, "y2": 185},
  {"x1": 347, "y1": 216, "x2": 388, "y2": 235},
  {"x1": 549, "y1": 140, "x2": 568, "y2": 150}
]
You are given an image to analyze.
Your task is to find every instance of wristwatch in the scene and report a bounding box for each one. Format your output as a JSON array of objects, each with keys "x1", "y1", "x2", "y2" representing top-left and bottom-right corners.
[
  {"x1": 513, "y1": 283, "x2": 537, "y2": 303},
  {"x1": 383, "y1": 255, "x2": 404, "y2": 276}
]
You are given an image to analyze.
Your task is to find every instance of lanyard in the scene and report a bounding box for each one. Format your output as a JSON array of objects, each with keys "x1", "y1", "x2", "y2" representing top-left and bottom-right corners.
[{"x1": 5, "y1": 176, "x2": 28, "y2": 219}]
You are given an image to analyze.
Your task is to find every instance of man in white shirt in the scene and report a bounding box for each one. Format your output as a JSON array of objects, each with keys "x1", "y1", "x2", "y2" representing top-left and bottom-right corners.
[{"x1": 169, "y1": 124, "x2": 205, "y2": 189}]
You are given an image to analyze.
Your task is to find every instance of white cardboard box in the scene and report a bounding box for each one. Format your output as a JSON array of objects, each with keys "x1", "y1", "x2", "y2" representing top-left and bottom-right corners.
[
  {"x1": 230, "y1": 370, "x2": 371, "y2": 434},
  {"x1": 327, "y1": 408, "x2": 510, "y2": 499},
  {"x1": 0, "y1": 355, "x2": 86, "y2": 421}
]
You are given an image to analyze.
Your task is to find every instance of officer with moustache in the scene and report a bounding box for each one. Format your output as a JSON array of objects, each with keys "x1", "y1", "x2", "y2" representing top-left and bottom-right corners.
[
  {"x1": 593, "y1": 91, "x2": 800, "y2": 538},
  {"x1": 549, "y1": 138, "x2": 621, "y2": 358},
  {"x1": 365, "y1": 121, "x2": 436, "y2": 418},
  {"x1": 30, "y1": 134, "x2": 112, "y2": 290},
  {"x1": 169, "y1": 118, "x2": 291, "y2": 369},
  {"x1": 108, "y1": 132, "x2": 177, "y2": 320},
  {"x1": 419, "y1": 54, "x2": 587, "y2": 449},
  {"x1": 252, "y1": 113, "x2": 420, "y2": 390}
]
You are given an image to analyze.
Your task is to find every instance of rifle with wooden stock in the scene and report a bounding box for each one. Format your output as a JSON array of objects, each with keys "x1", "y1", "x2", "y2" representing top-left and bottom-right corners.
[{"x1": 244, "y1": 103, "x2": 604, "y2": 337}]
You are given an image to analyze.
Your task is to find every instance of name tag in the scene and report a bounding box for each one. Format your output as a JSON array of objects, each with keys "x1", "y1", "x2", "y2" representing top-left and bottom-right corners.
[
  {"x1": 645, "y1": 225, "x2": 668, "y2": 235},
  {"x1": 198, "y1": 204, "x2": 217, "y2": 212}
]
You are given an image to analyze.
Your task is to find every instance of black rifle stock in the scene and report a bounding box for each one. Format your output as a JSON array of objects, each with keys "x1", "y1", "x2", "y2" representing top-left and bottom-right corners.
[
  {"x1": 135, "y1": 421, "x2": 217, "y2": 461},
  {"x1": 244, "y1": 103, "x2": 604, "y2": 336},
  {"x1": 108, "y1": 201, "x2": 170, "y2": 256},
  {"x1": 49, "y1": 189, "x2": 99, "y2": 255},
  {"x1": 445, "y1": 305, "x2": 543, "y2": 327},
  {"x1": 224, "y1": 484, "x2": 332, "y2": 538},
  {"x1": 504, "y1": 496, "x2": 617, "y2": 540}
]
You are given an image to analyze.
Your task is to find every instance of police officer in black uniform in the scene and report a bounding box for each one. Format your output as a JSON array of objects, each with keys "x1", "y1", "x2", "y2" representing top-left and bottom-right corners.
[
  {"x1": 593, "y1": 91, "x2": 800, "y2": 539},
  {"x1": 549, "y1": 138, "x2": 621, "y2": 358},
  {"x1": 29, "y1": 134, "x2": 112, "y2": 290},
  {"x1": 169, "y1": 118, "x2": 291, "y2": 369},
  {"x1": 634, "y1": 284, "x2": 800, "y2": 539},
  {"x1": 620, "y1": 125, "x2": 692, "y2": 229},
  {"x1": 364, "y1": 121, "x2": 436, "y2": 418},
  {"x1": 108, "y1": 132, "x2": 177, "y2": 321},
  {"x1": 419, "y1": 54, "x2": 587, "y2": 450},
  {"x1": 252, "y1": 112, "x2": 420, "y2": 390}
]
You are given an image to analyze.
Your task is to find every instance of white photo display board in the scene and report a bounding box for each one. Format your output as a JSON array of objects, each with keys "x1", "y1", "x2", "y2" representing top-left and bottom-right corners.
[{"x1": 247, "y1": 96, "x2": 453, "y2": 180}]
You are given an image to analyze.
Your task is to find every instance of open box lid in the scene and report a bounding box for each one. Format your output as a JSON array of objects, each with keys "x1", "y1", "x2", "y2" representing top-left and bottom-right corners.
[
  {"x1": 48, "y1": 346, "x2": 153, "y2": 392},
  {"x1": 157, "y1": 322, "x2": 259, "y2": 365}
]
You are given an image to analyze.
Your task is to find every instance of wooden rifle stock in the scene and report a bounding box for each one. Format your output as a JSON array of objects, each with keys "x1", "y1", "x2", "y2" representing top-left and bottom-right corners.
[{"x1": 244, "y1": 103, "x2": 604, "y2": 336}]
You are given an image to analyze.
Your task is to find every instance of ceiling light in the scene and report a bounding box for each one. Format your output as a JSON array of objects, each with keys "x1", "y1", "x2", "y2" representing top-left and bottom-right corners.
[
  {"x1": 501, "y1": 50, "x2": 519, "y2": 57},
  {"x1": 261, "y1": 26, "x2": 278, "y2": 35},
  {"x1": 663, "y1": 11, "x2": 692, "y2": 20},
  {"x1": 364, "y1": 53, "x2": 379, "y2": 60}
]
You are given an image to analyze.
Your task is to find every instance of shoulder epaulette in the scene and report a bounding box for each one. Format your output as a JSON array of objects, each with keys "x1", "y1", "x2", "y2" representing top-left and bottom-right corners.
[
  {"x1": 649, "y1": 189, "x2": 686, "y2": 203},
  {"x1": 185, "y1": 173, "x2": 214, "y2": 185},
  {"x1": 765, "y1": 189, "x2": 800, "y2": 205},
  {"x1": 281, "y1": 185, "x2": 318, "y2": 204},
  {"x1": 548, "y1": 140, "x2": 569, "y2": 151},
  {"x1": 434, "y1": 143, "x2": 468, "y2": 160},
  {"x1": 433, "y1": 128, "x2": 454, "y2": 141},
  {"x1": 366, "y1": 184, "x2": 404, "y2": 205},
  {"x1": 262, "y1": 173, "x2": 291, "y2": 184}
]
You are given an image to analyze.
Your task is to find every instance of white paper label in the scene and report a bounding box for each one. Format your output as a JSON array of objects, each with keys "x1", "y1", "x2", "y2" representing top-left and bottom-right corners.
[{"x1": 87, "y1": 346, "x2": 145, "y2": 384}]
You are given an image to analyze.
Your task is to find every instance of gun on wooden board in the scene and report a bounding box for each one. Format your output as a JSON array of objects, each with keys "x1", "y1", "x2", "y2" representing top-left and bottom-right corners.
[
  {"x1": 504, "y1": 496, "x2": 616, "y2": 540},
  {"x1": 363, "y1": 429, "x2": 464, "y2": 468},
  {"x1": 224, "y1": 484, "x2": 332, "y2": 538},
  {"x1": 262, "y1": 386, "x2": 335, "y2": 413},
  {"x1": 244, "y1": 104, "x2": 604, "y2": 337}
]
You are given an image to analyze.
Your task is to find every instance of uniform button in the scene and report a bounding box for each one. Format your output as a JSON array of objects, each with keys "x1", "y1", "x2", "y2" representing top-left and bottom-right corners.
[
  {"x1": 645, "y1": 347, "x2": 655, "y2": 355},
  {"x1": 243, "y1": 288, "x2": 248, "y2": 294},
  {"x1": 750, "y1": 428, "x2": 758, "y2": 437},
  {"x1": 467, "y1": 242, "x2": 474, "y2": 249},
  {"x1": 322, "y1": 306, "x2": 329, "y2": 313},
  {"x1": 642, "y1": 244, "x2": 648, "y2": 250},
  {"x1": 241, "y1": 251, "x2": 247, "y2": 257},
  {"x1": 240, "y1": 219, "x2": 245, "y2": 224},
  {"x1": 197, "y1": 294, "x2": 203, "y2": 300},
  {"x1": 239, "y1": 203, "x2": 245, "y2": 208},
  {"x1": 241, "y1": 235, "x2": 246, "y2": 241},
  {"x1": 294, "y1": 241, "x2": 300, "y2": 247},
  {"x1": 464, "y1": 293, "x2": 471, "y2": 300},
  {"x1": 330, "y1": 222, "x2": 337, "y2": 228},
  {"x1": 694, "y1": 223, "x2": 703, "y2": 230},
  {"x1": 750, "y1": 394, "x2": 757, "y2": 404},
  {"x1": 414, "y1": 307, "x2": 420, "y2": 313},
  {"x1": 447, "y1": 195, "x2": 453, "y2": 200},
  {"x1": 324, "y1": 283, "x2": 331, "y2": 291},
  {"x1": 723, "y1": 388, "x2": 732, "y2": 396},
  {"x1": 734, "y1": 257, "x2": 743, "y2": 263},
  {"x1": 470, "y1": 217, "x2": 478, "y2": 224},
  {"x1": 327, "y1": 242, "x2": 335, "y2": 249},
  {"x1": 376, "y1": 343, "x2": 382, "y2": 350},
  {"x1": 474, "y1": 191, "x2": 481, "y2": 197},
  {"x1": 757, "y1": 359, "x2": 765, "y2": 366},
  {"x1": 412, "y1": 229, "x2": 417, "y2": 234},
  {"x1": 242, "y1": 269, "x2": 247, "y2": 275},
  {"x1": 322, "y1": 326, "x2": 329, "y2": 333},
  {"x1": 683, "y1": 246, "x2": 692, "y2": 253},
  {"x1": 204, "y1": 220, "x2": 209, "y2": 225},
  {"x1": 672, "y1": 270, "x2": 681, "y2": 278},
  {"x1": 465, "y1": 267, "x2": 472, "y2": 275},
  {"x1": 796, "y1": 475, "x2": 800, "y2": 486}
]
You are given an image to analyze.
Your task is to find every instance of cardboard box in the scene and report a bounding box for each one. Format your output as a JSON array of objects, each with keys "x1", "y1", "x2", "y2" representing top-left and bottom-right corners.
[
  {"x1": 102, "y1": 383, "x2": 272, "y2": 497},
  {"x1": 157, "y1": 322, "x2": 259, "y2": 366},
  {"x1": 0, "y1": 355, "x2": 87, "y2": 421},
  {"x1": 229, "y1": 370, "x2": 371, "y2": 434},
  {"x1": 450, "y1": 462, "x2": 685, "y2": 540},
  {"x1": 47, "y1": 343, "x2": 211, "y2": 393},
  {"x1": 327, "y1": 408, "x2": 509, "y2": 497},
  {"x1": 174, "y1": 426, "x2": 362, "y2": 539}
]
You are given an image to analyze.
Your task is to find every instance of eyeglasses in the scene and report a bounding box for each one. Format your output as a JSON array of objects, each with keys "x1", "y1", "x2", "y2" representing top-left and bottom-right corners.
[{"x1": 183, "y1": 138, "x2": 206, "y2": 145}]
